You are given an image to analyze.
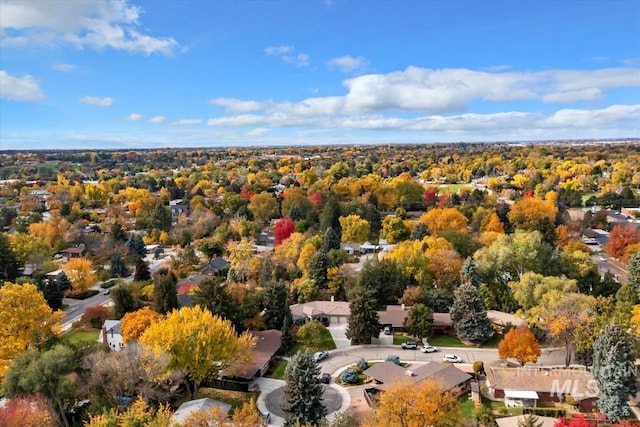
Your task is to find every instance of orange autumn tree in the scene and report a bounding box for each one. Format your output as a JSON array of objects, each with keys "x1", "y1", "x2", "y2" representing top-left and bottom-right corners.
[
  {"x1": 364, "y1": 379, "x2": 461, "y2": 427},
  {"x1": 498, "y1": 324, "x2": 541, "y2": 366},
  {"x1": 605, "y1": 224, "x2": 640, "y2": 258},
  {"x1": 419, "y1": 208, "x2": 468, "y2": 236},
  {"x1": 121, "y1": 306, "x2": 162, "y2": 343}
]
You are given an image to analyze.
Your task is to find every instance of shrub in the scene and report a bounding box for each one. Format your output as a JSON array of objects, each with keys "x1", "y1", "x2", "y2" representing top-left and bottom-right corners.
[
  {"x1": 357, "y1": 358, "x2": 368, "y2": 370},
  {"x1": 81, "y1": 305, "x2": 111, "y2": 328},
  {"x1": 565, "y1": 395, "x2": 577, "y2": 406},
  {"x1": 385, "y1": 355, "x2": 401, "y2": 365},
  {"x1": 341, "y1": 369, "x2": 359, "y2": 384}
]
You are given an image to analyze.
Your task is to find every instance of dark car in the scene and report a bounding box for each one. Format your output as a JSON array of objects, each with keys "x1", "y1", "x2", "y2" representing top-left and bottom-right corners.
[
  {"x1": 401, "y1": 341, "x2": 417, "y2": 350},
  {"x1": 321, "y1": 373, "x2": 331, "y2": 384}
]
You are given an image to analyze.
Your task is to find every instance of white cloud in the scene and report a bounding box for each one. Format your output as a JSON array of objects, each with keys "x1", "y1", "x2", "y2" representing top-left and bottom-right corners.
[
  {"x1": 149, "y1": 115, "x2": 166, "y2": 124},
  {"x1": 0, "y1": 0, "x2": 179, "y2": 55},
  {"x1": 79, "y1": 95, "x2": 113, "y2": 107},
  {"x1": 209, "y1": 97, "x2": 263, "y2": 113},
  {"x1": 327, "y1": 55, "x2": 369, "y2": 73},
  {"x1": 247, "y1": 128, "x2": 270, "y2": 137},
  {"x1": 0, "y1": 70, "x2": 45, "y2": 102},
  {"x1": 264, "y1": 45, "x2": 294, "y2": 56},
  {"x1": 264, "y1": 44, "x2": 309, "y2": 67},
  {"x1": 52, "y1": 63, "x2": 77, "y2": 72},
  {"x1": 172, "y1": 118, "x2": 203, "y2": 125},
  {"x1": 124, "y1": 113, "x2": 143, "y2": 121}
]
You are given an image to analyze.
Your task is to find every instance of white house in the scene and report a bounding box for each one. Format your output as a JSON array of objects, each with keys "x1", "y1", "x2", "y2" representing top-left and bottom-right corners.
[{"x1": 99, "y1": 320, "x2": 125, "y2": 352}]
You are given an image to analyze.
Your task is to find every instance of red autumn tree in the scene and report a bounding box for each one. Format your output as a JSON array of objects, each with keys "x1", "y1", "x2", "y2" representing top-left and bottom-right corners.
[
  {"x1": 0, "y1": 395, "x2": 58, "y2": 427},
  {"x1": 81, "y1": 305, "x2": 111, "y2": 329},
  {"x1": 498, "y1": 324, "x2": 541, "y2": 366},
  {"x1": 605, "y1": 224, "x2": 640, "y2": 258},
  {"x1": 423, "y1": 189, "x2": 438, "y2": 207},
  {"x1": 274, "y1": 218, "x2": 296, "y2": 246}
]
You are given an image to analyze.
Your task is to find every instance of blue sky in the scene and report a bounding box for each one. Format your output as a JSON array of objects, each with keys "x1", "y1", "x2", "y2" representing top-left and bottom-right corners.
[{"x1": 0, "y1": 0, "x2": 639, "y2": 150}]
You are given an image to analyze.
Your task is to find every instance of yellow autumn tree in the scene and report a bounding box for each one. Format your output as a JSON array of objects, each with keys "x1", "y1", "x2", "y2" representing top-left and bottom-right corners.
[
  {"x1": 272, "y1": 232, "x2": 306, "y2": 275},
  {"x1": 480, "y1": 213, "x2": 505, "y2": 233},
  {"x1": 139, "y1": 306, "x2": 256, "y2": 399},
  {"x1": 339, "y1": 214, "x2": 370, "y2": 243},
  {"x1": 180, "y1": 399, "x2": 267, "y2": 427},
  {"x1": 365, "y1": 379, "x2": 461, "y2": 427},
  {"x1": 498, "y1": 325, "x2": 541, "y2": 366},
  {"x1": 297, "y1": 243, "x2": 318, "y2": 277},
  {"x1": 419, "y1": 208, "x2": 468, "y2": 236},
  {"x1": 508, "y1": 196, "x2": 557, "y2": 232},
  {"x1": 0, "y1": 282, "x2": 63, "y2": 376},
  {"x1": 63, "y1": 257, "x2": 97, "y2": 291},
  {"x1": 121, "y1": 307, "x2": 162, "y2": 343},
  {"x1": 84, "y1": 397, "x2": 173, "y2": 427},
  {"x1": 631, "y1": 305, "x2": 640, "y2": 335}
]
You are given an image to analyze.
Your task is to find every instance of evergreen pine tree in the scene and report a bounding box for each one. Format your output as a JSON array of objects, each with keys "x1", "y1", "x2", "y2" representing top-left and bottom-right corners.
[
  {"x1": 263, "y1": 280, "x2": 288, "y2": 330},
  {"x1": 43, "y1": 278, "x2": 64, "y2": 310},
  {"x1": 0, "y1": 232, "x2": 22, "y2": 282},
  {"x1": 153, "y1": 269, "x2": 179, "y2": 315},
  {"x1": 110, "y1": 220, "x2": 127, "y2": 243},
  {"x1": 134, "y1": 257, "x2": 151, "y2": 282},
  {"x1": 126, "y1": 234, "x2": 147, "y2": 259},
  {"x1": 308, "y1": 250, "x2": 329, "y2": 289},
  {"x1": 111, "y1": 284, "x2": 141, "y2": 318},
  {"x1": 281, "y1": 350, "x2": 327, "y2": 427},
  {"x1": 460, "y1": 256, "x2": 481, "y2": 287},
  {"x1": 55, "y1": 271, "x2": 72, "y2": 292},
  {"x1": 628, "y1": 251, "x2": 640, "y2": 300},
  {"x1": 346, "y1": 286, "x2": 381, "y2": 345},
  {"x1": 110, "y1": 251, "x2": 129, "y2": 278},
  {"x1": 258, "y1": 256, "x2": 274, "y2": 288},
  {"x1": 450, "y1": 282, "x2": 494, "y2": 343},
  {"x1": 280, "y1": 304, "x2": 295, "y2": 354},
  {"x1": 593, "y1": 324, "x2": 637, "y2": 421},
  {"x1": 410, "y1": 222, "x2": 428, "y2": 240},
  {"x1": 194, "y1": 276, "x2": 240, "y2": 327},
  {"x1": 322, "y1": 227, "x2": 341, "y2": 252}
]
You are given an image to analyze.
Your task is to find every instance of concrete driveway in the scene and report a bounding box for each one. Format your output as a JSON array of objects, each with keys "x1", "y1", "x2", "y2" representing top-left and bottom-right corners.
[{"x1": 327, "y1": 323, "x2": 351, "y2": 349}]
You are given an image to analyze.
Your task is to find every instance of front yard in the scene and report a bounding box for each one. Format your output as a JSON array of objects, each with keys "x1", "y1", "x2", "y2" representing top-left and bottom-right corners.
[
  {"x1": 65, "y1": 328, "x2": 100, "y2": 347},
  {"x1": 393, "y1": 333, "x2": 502, "y2": 348}
]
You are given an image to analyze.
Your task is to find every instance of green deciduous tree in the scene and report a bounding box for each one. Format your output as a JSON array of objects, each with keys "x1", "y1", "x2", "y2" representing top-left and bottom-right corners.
[
  {"x1": 3, "y1": 345, "x2": 76, "y2": 427},
  {"x1": 450, "y1": 283, "x2": 493, "y2": 343},
  {"x1": 403, "y1": 303, "x2": 433, "y2": 339},
  {"x1": 593, "y1": 324, "x2": 637, "y2": 421},
  {"x1": 111, "y1": 283, "x2": 142, "y2": 319},
  {"x1": 346, "y1": 286, "x2": 381, "y2": 345},
  {"x1": 281, "y1": 350, "x2": 327, "y2": 427}
]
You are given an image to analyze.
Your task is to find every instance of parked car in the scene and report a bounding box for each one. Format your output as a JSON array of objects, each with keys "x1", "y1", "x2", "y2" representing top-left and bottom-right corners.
[
  {"x1": 401, "y1": 341, "x2": 417, "y2": 350},
  {"x1": 103, "y1": 289, "x2": 110, "y2": 295},
  {"x1": 313, "y1": 351, "x2": 329, "y2": 362},
  {"x1": 321, "y1": 373, "x2": 331, "y2": 384},
  {"x1": 383, "y1": 326, "x2": 392, "y2": 335},
  {"x1": 420, "y1": 345, "x2": 438, "y2": 353},
  {"x1": 443, "y1": 354, "x2": 463, "y2": 363}
]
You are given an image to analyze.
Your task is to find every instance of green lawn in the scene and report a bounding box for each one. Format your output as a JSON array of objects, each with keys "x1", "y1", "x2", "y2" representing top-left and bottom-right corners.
[
  {"x1": 290, "y1": 326, "x2": 336, "y2": 355},
  {"x1": 438, "y1": 183, "x2": 474, "y2": 193},
  {"x1": 269, "y1": 360, "x2": 288, "y2": 380},
  {"x1": 392, "y1": 334, "x2": 416, "y2": 345},
  {"x1": 479, "y1": 334, "x2": 502, "y2": 348},
  {"x1": 428, "y1": 334, "x2": 466, "y2": 347},
  {"x1": 458, "y1": 394, "x2": 476, "y2": 419},
  {"x1": 65, "y1": 329, "x2": 100, "y2": 347}
]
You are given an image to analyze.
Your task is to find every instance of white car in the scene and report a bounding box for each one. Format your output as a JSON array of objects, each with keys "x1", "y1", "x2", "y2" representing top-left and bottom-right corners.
[
  {"x1": 420, "y1": 345, "x2": 438, "y2": 353},
  {"x1": 313, "y1": 351, "x2": 328, "y2": 362},
  {"x1": 442, "y1": 354, "x2": 462, "y2": 363}
]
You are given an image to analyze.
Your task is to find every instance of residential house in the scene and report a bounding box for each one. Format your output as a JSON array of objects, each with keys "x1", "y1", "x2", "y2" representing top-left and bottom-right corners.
[
  {"x1": 170, "y1": 199, "x2": 189, "y2": 219},
  {"x1": 99, "y1": 320, "x2": 125, "y2": 352},
  {"x1": 59, "y1": 244, "x2": 86, "y2": 259},
  {"x1": 198, "y1": 257, "x2": 230, "y2": 276},
  {"x1": 363, "y1": 361, "x2": 472, "y2": 402},
  {"x1": 377, "y1": 305, "x2": 453, "y2": 334},
  {"x1": 229, "y1": 329, "x2": 282, "y2": 380},
  {"x1": 486, "y1": 310, "x2": 526, "y2": 328},
  {"x1": 488, "y1": 367, "x2": 599, "y2": 412},
  {"x1": 171, "y1": 398, "x2": 231, "y2": 425},
  {"x1": 290, "y1": 299, "x2": 351, "y2": 325},
  {"x1": 176, "y1": 274, "x2": 210, "y2": 295}
]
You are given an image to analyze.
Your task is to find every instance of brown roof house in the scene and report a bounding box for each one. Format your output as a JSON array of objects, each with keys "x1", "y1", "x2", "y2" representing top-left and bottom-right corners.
[
  {"x1": 488, "y1": 367, "x2": 599, "y2": 412},
  {"x1": 364, "y1": 361, "x2": 472, "y2": 397},
  {"x1": 228, "y1": 329, "x2": 282, "y2": 380},
  {"x1": 290, "y1": 299, "x2": 351, "y2": 325},
  {"x1": 377, "y1": 305, "x2": 453, "y2": 334}
]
